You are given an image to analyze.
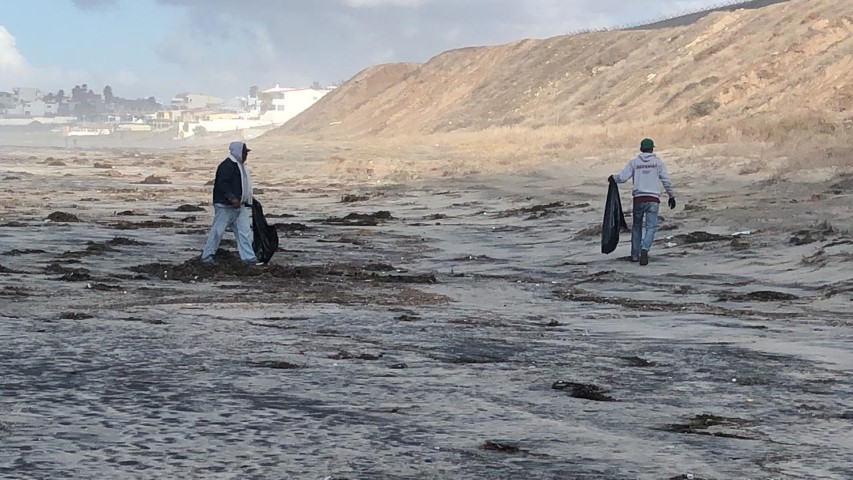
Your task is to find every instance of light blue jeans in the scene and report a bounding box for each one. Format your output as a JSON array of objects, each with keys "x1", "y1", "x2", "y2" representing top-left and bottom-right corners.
[
  {"x1": 632, "y1": 201, "x2": 659, "y2": 258},
  {"x1": 201, "y1": 204, "x2": 258, "y2": 263}
]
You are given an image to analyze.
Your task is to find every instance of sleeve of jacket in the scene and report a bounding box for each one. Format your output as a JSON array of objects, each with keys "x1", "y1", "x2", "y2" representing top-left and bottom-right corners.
[
  {"x1": 215, "y1": 161, "x2": 240, "y2": 202},
  {"x1": 658, "y1": 161, "x2": 674, "y2": 197},
  {"x1": 612, "y1": 158, "x2": 634, "y2": 183}
]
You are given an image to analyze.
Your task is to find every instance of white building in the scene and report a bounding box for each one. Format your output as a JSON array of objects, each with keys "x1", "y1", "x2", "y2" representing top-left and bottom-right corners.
[
  {"x1": 13, "y1": 87, "x2": 41, "y2": 103},
  {"x1": 247, "y1": 86, "x2": 260, "y2": 115},
  {"x1": 221, "y1": 96, "x2": 249, "y2": 112},
  {"x1": 171, "y1": 93, "x2": 224, "y2": 109},
  {"x1": 260, "y1": 87, "x2": 330, "y2": 124},
  {"x1": 27, "y1": 101, "x2": 42, "y2": 116},
  {"x1": 0, "y1": 92, "x2": 15, "y2": 114}
]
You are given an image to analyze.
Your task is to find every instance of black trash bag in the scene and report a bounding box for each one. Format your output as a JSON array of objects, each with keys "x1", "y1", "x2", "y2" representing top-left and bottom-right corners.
[
  {"x1": 601, "y1": 180, "x2": 627, "y2": 254},
  {"x1": 251, "y1": 198, "x2": 279, "y2": 263}
]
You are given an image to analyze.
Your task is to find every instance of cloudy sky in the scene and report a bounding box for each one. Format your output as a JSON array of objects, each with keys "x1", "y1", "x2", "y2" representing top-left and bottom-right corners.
[{"x1": 2, "y1": 0, "x2": 726, "y2": 101}]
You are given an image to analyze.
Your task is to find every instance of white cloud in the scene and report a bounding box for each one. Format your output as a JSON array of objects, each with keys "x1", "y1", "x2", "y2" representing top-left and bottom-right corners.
[
  {"x1": 0, "y1": 24, "x2": 147, "y2": 97},
  {"x1": 59, "y1": 0, "x2": 732, "y2": 98},
  {"x1": 0, "y1": 25, "x2": 27, "y2": 73}
]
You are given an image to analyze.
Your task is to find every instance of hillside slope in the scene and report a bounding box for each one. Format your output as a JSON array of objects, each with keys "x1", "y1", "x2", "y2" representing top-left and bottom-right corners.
[{"x1": 270, "y1": 0, "x2": 851, "y2": 148}]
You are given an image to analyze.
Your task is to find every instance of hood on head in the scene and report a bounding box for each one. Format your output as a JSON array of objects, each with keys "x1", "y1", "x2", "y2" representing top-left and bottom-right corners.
[{"x1": 229, "y1": 141, "x2": 246, "y2": 162}]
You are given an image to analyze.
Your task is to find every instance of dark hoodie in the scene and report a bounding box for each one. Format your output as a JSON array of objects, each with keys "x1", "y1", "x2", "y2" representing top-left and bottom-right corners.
[{"x1": 212, "y1": 142, "x2": 251, "y2": 206}]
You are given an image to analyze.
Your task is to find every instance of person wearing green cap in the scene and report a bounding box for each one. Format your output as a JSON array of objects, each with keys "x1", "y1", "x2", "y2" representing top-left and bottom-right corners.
[{"x1": 608, "y1": 138, "x2": 676, "y2": 266}]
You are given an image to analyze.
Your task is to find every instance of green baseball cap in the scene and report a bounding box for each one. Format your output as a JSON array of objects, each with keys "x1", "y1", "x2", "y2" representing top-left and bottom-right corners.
[{"x1": 640, "y1": 138, "x2": 655, "y2": 150}]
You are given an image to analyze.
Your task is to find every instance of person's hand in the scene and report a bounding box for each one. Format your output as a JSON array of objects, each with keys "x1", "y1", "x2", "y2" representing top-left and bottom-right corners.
[
  {"x1": 230, "y1": 198, "x2": 241, "y2": 208},
  {"x1": 608, "y1": 175, "x2": 615, "y2": 184},
  {"x1": 668, "y1": 197, "x2": 676, "y2": 209}
]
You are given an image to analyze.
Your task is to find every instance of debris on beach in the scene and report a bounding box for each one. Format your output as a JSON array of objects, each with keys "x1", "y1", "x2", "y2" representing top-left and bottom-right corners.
[
  {"x1": 106, "y1": 237, "x2": 150, "y2": 246},
  {"x1": 669, "y1": 231, "x2": 728, "y2": 244},
  {"x1": 341, "y1": 194, "x2": 370, "y2": 203},
  {"x1": 661, "y1": 414, "x2": 755, "y2": 440},
  {"x1": 138, "y1": 174, "x2": 171, "y2": 185},
  {"x1": 47, "y1": 211, "x2": 80, "y2": 223},
  {"x1": 481, "y1": 440, "x2": 522, "y2": 453},
  {"x1": 45, "y1": 263, "x2": 93, "y2": 281},
  {"x1": 176, "y1": 204, "x2": 205, "y2": 212},
  {"x1": 552, "y1": 381, "x2": 616, "y2": 401},
  {"x1": 111, "y1": 219, "x2": 183, "y2": 229},
  {"x1": 85, "y1": 282, "x2": 123, "y2": 291},
  {"x1": 620, "y1": 356, "x2": 657, "y2": 367},
  {"x1": 58, "y1": 270, "x2": 93, "y2": 282},
  {"x1": 573, "y1": 223, "x2": 602, "y2": 239},
  {"x1": 320, "y1": 211, "x2": 394, "y2": 226},
  {"x1": 789, "y1": 221, "x2": 837, "y2": 246},
  {"x1": 0, "y1": 286, "x2": 30, "y2": 297},
  {"x1": 3, "y1": 248, "x2": 46, "y2": 256},
  {"x1": 328, "y1": 351, "x2": 383, "y2": 361},
  {"x1": 59, "y1": 241, "x2": 116, "y2": 258},
  {"x1": 248, "y1": 360, "x2": 302, "y2": 369},
  {"x1": 41, "y1": 157, "x2": 66, "y2": 166},
  {"x1": 0, "y1": 264, "x2": 20, "y2": 274},
  {"x1": 716, "y1": 290, "x2": 799, "y2": 302}
]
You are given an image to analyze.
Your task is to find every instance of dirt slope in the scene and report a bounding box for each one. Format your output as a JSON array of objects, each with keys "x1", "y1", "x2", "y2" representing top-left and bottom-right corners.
[{"x1": 268, "y1": 0, "x2": 852, "y2": 149}]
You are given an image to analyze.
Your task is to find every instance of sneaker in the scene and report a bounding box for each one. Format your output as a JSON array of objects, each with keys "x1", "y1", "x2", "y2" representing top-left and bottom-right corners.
[
  {"x1": 630, "y1": 256, "x2": 639, "y2": 263},
  {"x1": 639, "y1": 250, "x2": 649, "y2": 266}
]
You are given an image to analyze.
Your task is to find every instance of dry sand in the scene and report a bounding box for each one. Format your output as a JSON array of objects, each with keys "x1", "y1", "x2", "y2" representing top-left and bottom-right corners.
[{"x1": 1, "y1": 142, "x2": 851, "y2": 479}]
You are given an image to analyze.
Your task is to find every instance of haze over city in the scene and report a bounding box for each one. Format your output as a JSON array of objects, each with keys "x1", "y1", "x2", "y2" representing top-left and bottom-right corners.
[{"x1": 3, "y1": 0, "x2": 727, "y2": 100}]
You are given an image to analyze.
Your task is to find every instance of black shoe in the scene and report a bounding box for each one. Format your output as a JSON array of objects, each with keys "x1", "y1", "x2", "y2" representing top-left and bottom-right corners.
[
  {"x1": 630, "y1": 256, "x2": 638, "y2": 263},
  {"x1": 639, "y1": 250, "x2": 649, "y2": 266}
]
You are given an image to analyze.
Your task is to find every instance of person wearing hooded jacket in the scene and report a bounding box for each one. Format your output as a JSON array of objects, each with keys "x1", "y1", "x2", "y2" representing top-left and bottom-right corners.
[
  {"x1": 608, "y1": 138, "x2": 676, "y2": 266},
  {"x1": 200, "y1": 141, "x2": 261, "y2": 265}
]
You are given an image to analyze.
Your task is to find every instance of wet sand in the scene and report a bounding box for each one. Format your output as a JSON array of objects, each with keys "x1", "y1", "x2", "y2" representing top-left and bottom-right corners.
[{"x1": 1, "y1": 145, "x2": 851, "y2": 479}]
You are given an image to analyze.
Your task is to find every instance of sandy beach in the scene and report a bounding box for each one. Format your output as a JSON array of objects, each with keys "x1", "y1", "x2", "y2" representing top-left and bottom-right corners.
[{"x1": 1, "y1": 140, "x2": 850, "y2": 479}]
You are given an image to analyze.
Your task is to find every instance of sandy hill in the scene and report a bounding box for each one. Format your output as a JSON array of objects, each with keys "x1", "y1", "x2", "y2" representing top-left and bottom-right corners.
[{"x1": 260, "y1": 0, "x2": 852, "y2": 172}]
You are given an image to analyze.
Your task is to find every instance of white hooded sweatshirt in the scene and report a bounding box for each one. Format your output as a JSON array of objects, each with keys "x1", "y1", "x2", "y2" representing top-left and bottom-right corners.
[
  {"x1": 612, "y1": 152, "x2": 674, "y2": 199},
  {"x1": 227, "y1": 141, "x2": 253, "y2": 205}
]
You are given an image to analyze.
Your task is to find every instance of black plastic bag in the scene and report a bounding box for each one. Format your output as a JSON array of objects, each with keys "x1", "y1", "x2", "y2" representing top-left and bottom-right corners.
[
  {"x1": 252, "y1": 198, "x2": 279, "y2": 263},
  {"x1": 601, "y1": 180, "x2": 627, "y2": 254}
]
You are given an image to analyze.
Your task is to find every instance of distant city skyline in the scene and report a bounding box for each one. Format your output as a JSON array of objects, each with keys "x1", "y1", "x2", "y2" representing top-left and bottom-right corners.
[{"x1": 3, "y1": 0, "x2": 730, "y2": 100}]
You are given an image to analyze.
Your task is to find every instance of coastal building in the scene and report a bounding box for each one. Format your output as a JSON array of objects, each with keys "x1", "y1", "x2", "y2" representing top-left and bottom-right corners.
[
  {"x1": 171, "y1": 93, "x2": 224, "y2": 109},
  {"x1": 259, "y1": 85, "x2": 330, "y2": 124},
  {"x1": 13, "y1": 87, "x2": 41, "y2": 103},
  {"x1": 0, "y1": 92, "x2": 15, "y2": 113}
]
